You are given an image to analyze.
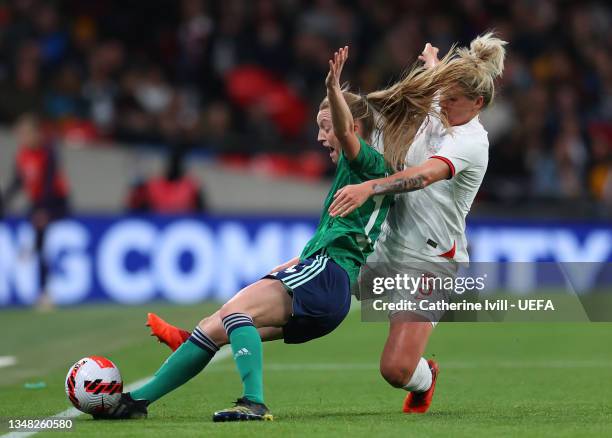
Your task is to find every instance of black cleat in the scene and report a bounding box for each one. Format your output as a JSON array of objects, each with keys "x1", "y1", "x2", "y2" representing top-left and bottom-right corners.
[
  {"x1": 213, "y1": 397, "x2": 273, "y2": 422},
  {"x1": 92, "y1": 393, "x2": 148, "y2": 420}
]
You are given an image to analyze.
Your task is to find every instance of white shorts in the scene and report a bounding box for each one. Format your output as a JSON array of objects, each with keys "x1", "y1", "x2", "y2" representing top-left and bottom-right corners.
[{"x1": 359, "y1": 239, "x2": 459, "y2": 326}]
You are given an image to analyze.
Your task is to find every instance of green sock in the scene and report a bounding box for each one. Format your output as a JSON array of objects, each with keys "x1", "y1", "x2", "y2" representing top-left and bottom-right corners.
[
  {"x1": 130, "y1": 338, "x2": 214, "y2": 403},
  {"x1": 228, "y1": 325, "x2": 264, "y2": 404}
]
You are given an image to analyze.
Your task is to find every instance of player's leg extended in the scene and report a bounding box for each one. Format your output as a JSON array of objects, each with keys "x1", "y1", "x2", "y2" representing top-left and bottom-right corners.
[
  {"x1": 127, "y1": 312, "x2": 228, "y2": 407},
  {"x1": 147, "y1": 311, "x2": 283, "y2": 352},
  {"x1": 218, "y1": 279, "x2": 292, "y2": 405},
  {"x1": 127, "y1": 307, "x2": 283, "y2": 409},
  {"x1": 94, "y1": 314, "x2": 229, "y2": 419},
  {"x1": 380, "y1": 311, "x2": 439, "y2": 413}
]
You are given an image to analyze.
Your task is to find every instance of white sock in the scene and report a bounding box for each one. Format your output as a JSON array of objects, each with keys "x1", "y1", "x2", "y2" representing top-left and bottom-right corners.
[{"x1": 402, "y1": 358, "x2": 432, "y2": 392}]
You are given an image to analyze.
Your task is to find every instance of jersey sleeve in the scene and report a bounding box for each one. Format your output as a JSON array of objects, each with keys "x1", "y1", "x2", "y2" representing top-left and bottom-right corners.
[
  {"x1": 430, "y1": 135, "x2": 487, "y2": 178},
  {"x1": 346, "y1": 136, "x2": 388, "y2": 179}
]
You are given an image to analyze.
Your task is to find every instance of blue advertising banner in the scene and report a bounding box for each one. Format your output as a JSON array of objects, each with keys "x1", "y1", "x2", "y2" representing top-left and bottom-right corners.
[{"x1": 1, "y1": 216, "x2": 611, "y2": 307}]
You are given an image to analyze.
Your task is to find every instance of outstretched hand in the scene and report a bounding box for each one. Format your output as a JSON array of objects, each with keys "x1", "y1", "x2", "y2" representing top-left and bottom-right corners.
[
  {"x1": 325, "y1": 46, "x2": 349, "y2": 90},
  {"x1": 328, "y1": 182, "x2": 373, "y2": 217},
  {"x1": 418, "y1": 43, "x2": 439, "y2": 69}
]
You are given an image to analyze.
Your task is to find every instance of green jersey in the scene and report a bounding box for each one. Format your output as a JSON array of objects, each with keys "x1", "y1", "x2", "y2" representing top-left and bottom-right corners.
[{"x1": 300, "y1": 137, "x2": 393, "y2": 284}]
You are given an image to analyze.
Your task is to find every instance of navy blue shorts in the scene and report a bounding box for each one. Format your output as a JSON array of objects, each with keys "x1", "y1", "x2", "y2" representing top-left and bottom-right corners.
[{"x1": 266, "y1": 253, "x2": 351, "y2": 344}]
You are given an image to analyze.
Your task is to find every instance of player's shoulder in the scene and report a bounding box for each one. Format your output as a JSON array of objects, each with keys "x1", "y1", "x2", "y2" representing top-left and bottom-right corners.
[
  {"x1": 350, "y1": 135, "x2": 386, "y2": 166},
  {"x1": 448, "y1": 118, "x2": 489, "y2": 151},
  {"x1": 455, "y1": 116, "x2": 488, "y2": 141},
  {"x1": 357, "y1": 135, "x2": 378, "y2": 152}
]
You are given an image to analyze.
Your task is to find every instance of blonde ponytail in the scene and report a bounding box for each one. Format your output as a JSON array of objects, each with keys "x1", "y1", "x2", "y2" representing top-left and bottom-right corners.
[
  {"x1": 452, "y1": 31, "x2": 507, "y2": 106},
  {"x1": 463, "y1": 32, "x2": 506, "y2": 79}
]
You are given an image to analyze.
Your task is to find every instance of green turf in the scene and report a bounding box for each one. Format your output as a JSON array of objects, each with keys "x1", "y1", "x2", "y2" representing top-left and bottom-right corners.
[{"x1": 1, "y1": 303, "x2": 611, "y2": 437}]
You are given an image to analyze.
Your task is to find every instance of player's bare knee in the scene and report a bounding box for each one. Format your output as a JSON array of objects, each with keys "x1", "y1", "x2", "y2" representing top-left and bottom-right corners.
[
  {"x1": 198, "y1": 316, "x2": 227, "y2": 346},
  {"x1": 218, "y1": 301, "x2": 244, "y2": 320},
  {"x1": 380, "y1": 362, "x2": 413, "y2": 388}
]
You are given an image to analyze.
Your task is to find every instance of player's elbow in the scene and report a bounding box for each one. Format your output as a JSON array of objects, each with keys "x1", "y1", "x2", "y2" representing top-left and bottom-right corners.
[
  {"x1": 414, "y1": 166, "x2": 444, "y2": 189},
  {"x1": 420, "y1": 172, "x2": 435, "y2": 188}
]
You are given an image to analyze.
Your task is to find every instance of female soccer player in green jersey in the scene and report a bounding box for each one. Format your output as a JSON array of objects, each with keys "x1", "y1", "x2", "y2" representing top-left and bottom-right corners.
[{"x1": 98, "y1": 46, "x2": 393, "y2": 422}]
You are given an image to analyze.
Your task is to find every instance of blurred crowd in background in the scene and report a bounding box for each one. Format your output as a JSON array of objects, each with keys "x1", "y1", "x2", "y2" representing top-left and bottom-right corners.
[{"x1": 0, "y1": 0, "x2": 611, "y2": 207}]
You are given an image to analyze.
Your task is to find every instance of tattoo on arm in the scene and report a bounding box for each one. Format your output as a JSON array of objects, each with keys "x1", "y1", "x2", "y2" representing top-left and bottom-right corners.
[{"x1": 372, "y1": 175, "x2": 426, "y2": 195}]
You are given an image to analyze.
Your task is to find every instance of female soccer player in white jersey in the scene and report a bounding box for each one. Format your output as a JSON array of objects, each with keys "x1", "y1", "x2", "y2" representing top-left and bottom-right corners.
[{"x1": 328, "y1": 33, "x2": 507, "y2": 413}]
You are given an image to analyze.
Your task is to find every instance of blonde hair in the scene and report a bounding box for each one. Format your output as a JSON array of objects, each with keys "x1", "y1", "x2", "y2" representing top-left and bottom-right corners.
[
  {"x1": 319, "y1": 91, "x2": 375, "y2": 144},
  {"x1": 451, "y1": 32, "x2": 507, "y2": 106},
  {"x1": 365, "y1": 32, "x2": 507, "y2": 170}
]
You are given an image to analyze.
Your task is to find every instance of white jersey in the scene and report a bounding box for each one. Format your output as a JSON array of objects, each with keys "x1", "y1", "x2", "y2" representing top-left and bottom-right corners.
[{"x1": 378, "y1": 112, "x2": 489, "y2": 263}]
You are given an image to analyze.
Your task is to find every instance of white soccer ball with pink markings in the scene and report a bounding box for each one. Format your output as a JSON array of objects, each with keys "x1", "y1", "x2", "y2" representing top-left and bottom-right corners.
[{"x1": 65, "y1": 356, "x2": 123, "y2": 414}]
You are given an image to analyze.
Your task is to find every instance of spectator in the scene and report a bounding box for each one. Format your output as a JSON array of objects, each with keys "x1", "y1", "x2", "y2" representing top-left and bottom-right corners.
[
  {"x1": 0, "y1": 41, "x2": 44, "y2": 122},
  {"x1": 0, "y1": 0, "x2": 609, "y2": 208},
  {"x1": 3, "y1": 113, "x2": 70, "y2": 310},
  {"x1": 127, "y1": 147, "x2": 206, "y2": 214}
]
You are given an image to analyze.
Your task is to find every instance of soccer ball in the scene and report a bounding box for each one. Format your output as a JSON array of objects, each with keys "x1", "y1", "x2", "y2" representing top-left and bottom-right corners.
[{"x1": 65, "y1": 356, "x2": 123, "y2": 414}]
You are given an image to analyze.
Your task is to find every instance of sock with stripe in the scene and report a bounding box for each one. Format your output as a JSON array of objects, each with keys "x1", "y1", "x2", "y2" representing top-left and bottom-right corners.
[
  {"x1": 222, "y1": 313, "x2": 264, "y2": 404},
  {"x1": 402, "y1": 357, "x2": 432, "y2": 392},
  {"x1": 130, "y1": 326, "x2": 218, "y2": 403}
]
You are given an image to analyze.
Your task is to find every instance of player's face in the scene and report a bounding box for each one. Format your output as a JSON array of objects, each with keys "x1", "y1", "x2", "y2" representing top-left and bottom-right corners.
[
  {"x1": 316, "y1": 109, "x2": 341, "y2": 164},
  {"x1": 440, "y1": 86, "x2": 484, "y2": 126}
]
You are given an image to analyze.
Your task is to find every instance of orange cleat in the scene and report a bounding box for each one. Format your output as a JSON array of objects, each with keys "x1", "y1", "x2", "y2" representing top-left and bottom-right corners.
[
  {"x1": 402, "y1": 359, "x2": 439, "y2": 414},
  {"x1": 146, "y1": 312, "x2": 191, "y2": 352}
]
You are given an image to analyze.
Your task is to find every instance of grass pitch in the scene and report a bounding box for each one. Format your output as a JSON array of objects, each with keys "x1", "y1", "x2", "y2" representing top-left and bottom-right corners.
[{"x1": 1, "y1": 302, "x2": 611, "y2": 437}]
